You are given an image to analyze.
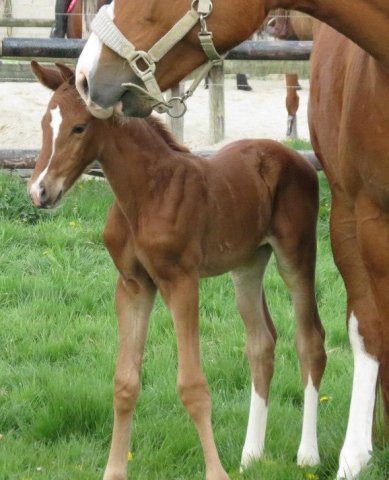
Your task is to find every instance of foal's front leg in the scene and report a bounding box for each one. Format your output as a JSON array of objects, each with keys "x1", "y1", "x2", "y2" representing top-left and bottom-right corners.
[
  {"x1": 159, "y1": 272, "x2": 229, "y2": 480},
  {"x1": 103, "y1": 275, "x2": 156, "y2": 480}
]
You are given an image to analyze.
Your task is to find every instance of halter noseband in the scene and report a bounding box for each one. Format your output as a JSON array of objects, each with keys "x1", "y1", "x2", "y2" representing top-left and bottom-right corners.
[{"x1": 91, "y1": 0, "x2": 223, "y2": 117}]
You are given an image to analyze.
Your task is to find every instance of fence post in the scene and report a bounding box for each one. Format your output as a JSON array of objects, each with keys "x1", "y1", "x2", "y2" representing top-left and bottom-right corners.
[
  {"x1": 0, "y1": 0, "x2": 13, "y2": 37},
  {"x1": 167, "y1": 82, "x2": 185, "y2": 143},
  {"x1": 82, "y1": 0, "x2": 97, "y2": 38},
  {"x1": 209, "y1": 63, "x2": 225, "y2": 144}
]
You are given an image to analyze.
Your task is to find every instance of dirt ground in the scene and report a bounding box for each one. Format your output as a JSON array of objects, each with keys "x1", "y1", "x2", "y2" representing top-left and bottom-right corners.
[{"x1": 0, "y1": 77, "x2": 310, "y2": 151}]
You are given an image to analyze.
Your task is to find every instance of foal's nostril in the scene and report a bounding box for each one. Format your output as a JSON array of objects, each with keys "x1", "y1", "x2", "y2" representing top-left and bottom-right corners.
[{"x1": 39, "y1": 185, "x2": 47, "y2": 203}]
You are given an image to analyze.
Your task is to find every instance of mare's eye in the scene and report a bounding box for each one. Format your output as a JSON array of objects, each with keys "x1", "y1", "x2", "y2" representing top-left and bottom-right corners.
[{"x1": 72, "y1": 124, "x2": 86, "y2": 135}]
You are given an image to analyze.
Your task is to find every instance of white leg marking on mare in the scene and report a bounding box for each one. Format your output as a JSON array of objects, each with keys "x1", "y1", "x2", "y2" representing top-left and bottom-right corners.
[
  {"x1": 240, "y1": 383, "x2": 268, "y2": 471},
  {"x1": 297, "y1": 374, "x2": 320, "y2": 466},
  {"x1": 336, "y1": 312, "x2": 379, "y2": 480},
  {"x1": 30, "y1": 106, "x2": 63, "y2": 196}
]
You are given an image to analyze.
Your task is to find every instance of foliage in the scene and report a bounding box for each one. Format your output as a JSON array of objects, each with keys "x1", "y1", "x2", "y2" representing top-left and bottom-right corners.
[
  {"x1": 0, "y1": 172, "x2": 45, "y2": 224},
  {"x1": 0, "y1": 171, "x2": 388, "y2": 480}
]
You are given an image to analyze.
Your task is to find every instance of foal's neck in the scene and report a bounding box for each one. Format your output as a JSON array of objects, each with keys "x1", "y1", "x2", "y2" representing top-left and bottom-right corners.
[{"x1": 97, "y1": 118, "x2": 190, "y2": 223}]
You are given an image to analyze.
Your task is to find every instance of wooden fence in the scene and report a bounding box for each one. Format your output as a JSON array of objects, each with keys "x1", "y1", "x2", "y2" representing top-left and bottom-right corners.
[{"x1": 0, "y1": 37, "x2": 312, "y2": 144}]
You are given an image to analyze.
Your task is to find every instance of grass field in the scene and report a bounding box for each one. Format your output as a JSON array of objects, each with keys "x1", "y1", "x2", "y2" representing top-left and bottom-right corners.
[{"x1": 0, "y1": 170, "x2": 388, "y2": 480}]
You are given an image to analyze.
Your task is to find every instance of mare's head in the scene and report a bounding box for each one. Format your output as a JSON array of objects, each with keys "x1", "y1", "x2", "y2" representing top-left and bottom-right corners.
[
  {"x1": 76, "y1": 0, "x2": 265, "y2": 117},
  {"x1": 29, "y1": 62, "x2": 99, "y2": 208}
]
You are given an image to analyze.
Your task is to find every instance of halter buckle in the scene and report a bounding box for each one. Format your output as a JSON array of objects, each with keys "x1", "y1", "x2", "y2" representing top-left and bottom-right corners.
[{"x1": 129, "y1": 51, "x2": 156, "y2": 78}]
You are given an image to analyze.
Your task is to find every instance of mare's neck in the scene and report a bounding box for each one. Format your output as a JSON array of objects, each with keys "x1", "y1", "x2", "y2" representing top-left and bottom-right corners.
[{"x1": 266, "y1": 0, "x2": 389, "y2": 66}]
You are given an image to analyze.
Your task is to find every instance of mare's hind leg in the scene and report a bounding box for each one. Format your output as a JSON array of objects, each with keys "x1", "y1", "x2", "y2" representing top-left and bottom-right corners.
[
  {"x1": 332, "y1": 192, "x2": 384, "y2": 480},
  {"x1": 103, "y1": 204, "x2": 157, "y2": 480},
  {"x1": 231, "y1": 246, "x2": 276, "y2": 470},
  {"x1": 269, "y1": 176, "x2": 326, "y2": 466}
]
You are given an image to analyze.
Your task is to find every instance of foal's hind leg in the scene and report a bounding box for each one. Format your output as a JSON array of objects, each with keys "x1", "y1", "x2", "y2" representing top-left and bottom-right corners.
[
  {"x1": 231, "y1": 246, "x2": 276, "y2": 470},
  {"x1": 103, "y1": 205, "x2": 157, "y2": 480},
  {"x1": 270, "y1": 189, "x2": 326, "y2": 466}
]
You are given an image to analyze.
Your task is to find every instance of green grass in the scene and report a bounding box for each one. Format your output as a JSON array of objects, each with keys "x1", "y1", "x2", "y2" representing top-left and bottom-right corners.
[{"x1": 0, "y1": 171, "x2": 388, "y2": 480}]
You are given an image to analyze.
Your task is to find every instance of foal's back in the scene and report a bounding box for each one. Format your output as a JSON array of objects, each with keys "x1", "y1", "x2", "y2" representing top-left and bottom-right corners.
[{"x1": 177, "y1": 139, "x2": 319, "y2": 277}]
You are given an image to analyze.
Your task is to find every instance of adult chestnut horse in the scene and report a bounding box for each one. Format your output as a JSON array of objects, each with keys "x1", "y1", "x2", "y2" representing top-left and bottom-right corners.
[
  {"x1": 75, "y1": 2, "x2": 389, "y2": 478},
  {"x1": 66, "y1": 0, "x2": 110, "y2": 39},
  {"x1": 29, "y1": 61, "x2": 325, "y2": 480},
  {"x1": 266, "y1": 10, "x2": 316, "y2": 137}
]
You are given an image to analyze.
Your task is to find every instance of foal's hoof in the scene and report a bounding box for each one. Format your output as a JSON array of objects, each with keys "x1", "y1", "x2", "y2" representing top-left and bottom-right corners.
[
  {"x1": 240, "y1": 446, "x2": 263, "y2": 472},
  {"x1": 297, "y1": 447, "x2": 320, "y2": 467},
  {"x1": 206, "y1": 469, "x2": 230, "y2": 480}
]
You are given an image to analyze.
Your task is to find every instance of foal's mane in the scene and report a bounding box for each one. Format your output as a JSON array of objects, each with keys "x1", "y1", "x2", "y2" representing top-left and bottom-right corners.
[{"x1": 146, "y1": 116, "x2": 190, "y2": 153}]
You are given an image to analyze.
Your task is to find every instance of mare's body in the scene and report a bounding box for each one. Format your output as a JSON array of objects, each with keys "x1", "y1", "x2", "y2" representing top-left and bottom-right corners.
[
  {"x1": 74, "y1": 2, "x2": 389, "y2": 477},
  {"x1": 29, "y1": 63, "x2": 325, "y2": 480}
]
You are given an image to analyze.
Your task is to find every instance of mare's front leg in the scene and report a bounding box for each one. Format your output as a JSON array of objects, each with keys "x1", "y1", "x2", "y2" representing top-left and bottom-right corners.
[
  {"x1": 103, "y1": 205, "x2": 157, "y2": 480},
  {"x1": 158, "y1": 271, "x2": 229, "y2": 480}
]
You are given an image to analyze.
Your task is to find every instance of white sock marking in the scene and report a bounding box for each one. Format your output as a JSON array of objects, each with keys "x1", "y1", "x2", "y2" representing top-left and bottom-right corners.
[
  {"x1": 297, "y1": 374, "x2": 320, "y2": 466},
  {"x1": 240, "y1": 383, "x2": 268, "y2": 470},
  {"x1": 336, "y1": 313, "x2": 379, "y2": 479},
  {"x1": 30, "y1": 106, "x2": 63, "y2": 196}
]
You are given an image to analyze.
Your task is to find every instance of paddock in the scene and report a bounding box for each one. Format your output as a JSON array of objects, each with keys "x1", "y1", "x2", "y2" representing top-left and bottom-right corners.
[{"x1": 0, "y1": 3, "x2": 388, "y2": 480}]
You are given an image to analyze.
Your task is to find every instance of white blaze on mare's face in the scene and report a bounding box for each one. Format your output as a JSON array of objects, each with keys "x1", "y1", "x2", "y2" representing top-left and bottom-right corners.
[
  {"x1": 297, "y1": 374, "x2": 320, "y2": 466},
  {"x1": 30, "y1": 106, "x2": 63, "y2": 197},
  {"x1": 240, "y1": 383, "x2": 268, "y2": 471},
  {"x1": 75, "y1": 0, "x2": 115, "y2": 99},
  {"x1": 336, "y1": 312, "x2": 379, "y2": 480}
]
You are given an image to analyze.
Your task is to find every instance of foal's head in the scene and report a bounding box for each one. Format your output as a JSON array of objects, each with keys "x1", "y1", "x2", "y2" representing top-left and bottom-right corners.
[{"x1": 29, "y1": 62, "x2": 98, "y2": 208}]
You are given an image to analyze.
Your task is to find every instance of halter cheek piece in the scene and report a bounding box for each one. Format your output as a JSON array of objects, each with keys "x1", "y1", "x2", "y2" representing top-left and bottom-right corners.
[{"x1": 92, "y1": 0, "x2": 223, "y2": 117}]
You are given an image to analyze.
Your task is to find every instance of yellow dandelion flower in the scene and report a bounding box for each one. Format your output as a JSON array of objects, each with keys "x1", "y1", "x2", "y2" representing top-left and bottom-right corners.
[
  {"x1": 306, "y1": 473, "x2": 319, "y2": 480},
  {"x1": 69, "y1": 221, "x2": 77, "y2": 227},
  {"x1": 128, "y1": 451, "x2": 133, "y2": 462},
  {"x1": 320, "y1": 395, "x2": 332, "y2": 403}
]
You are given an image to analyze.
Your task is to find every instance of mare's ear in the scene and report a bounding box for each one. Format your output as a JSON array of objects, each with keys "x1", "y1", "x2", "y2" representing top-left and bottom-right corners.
[
  {"x1": 55, "y1": 63, "x2": 75, "y2": 85},
  {"x1": 31, "y1": 60, "x2": 64, "y2": 91}
]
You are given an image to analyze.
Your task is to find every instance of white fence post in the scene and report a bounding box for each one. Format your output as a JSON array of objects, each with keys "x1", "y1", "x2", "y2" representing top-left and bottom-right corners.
[{"x1": 209, "y1": 63, "x2": 225, "y2": 144}]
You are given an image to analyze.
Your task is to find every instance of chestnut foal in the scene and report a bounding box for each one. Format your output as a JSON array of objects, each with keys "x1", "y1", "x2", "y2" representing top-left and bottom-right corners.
[{"x1": 29, "y1": 62, "x2": 326, "y2": 480}]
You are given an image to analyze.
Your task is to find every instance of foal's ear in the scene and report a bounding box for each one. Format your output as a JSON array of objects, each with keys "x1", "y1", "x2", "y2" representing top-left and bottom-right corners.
[
  {"x1": 55, "y1": 63, "x2": 76, "y2": 85},
  {"x1": 31, "y1": 60, "x2": 64, "y2": 91}
]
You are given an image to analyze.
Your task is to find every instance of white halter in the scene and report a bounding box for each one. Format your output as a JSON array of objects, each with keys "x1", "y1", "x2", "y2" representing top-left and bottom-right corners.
[{"x1": 92, "y1": 0, "x2": 223, "y2": 117}]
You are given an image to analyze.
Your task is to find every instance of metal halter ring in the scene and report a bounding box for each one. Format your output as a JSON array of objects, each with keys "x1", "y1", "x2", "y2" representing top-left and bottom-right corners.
[{"x1": 166, "y1": 97, "x2": 188, "y2": 118}]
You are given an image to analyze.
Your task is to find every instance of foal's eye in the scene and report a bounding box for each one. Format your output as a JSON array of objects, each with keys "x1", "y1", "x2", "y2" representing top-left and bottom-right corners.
[{"x1": 72, "y1": 124, "x2": 86, "y2": 135}]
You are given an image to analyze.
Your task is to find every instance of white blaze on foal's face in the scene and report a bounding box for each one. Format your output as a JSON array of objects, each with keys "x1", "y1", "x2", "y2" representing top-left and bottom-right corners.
[{"x1": 29, "y1": 106, "x2": 64, "y2": 207}]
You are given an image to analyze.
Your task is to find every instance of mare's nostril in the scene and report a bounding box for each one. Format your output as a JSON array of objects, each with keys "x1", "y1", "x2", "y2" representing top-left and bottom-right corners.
[
  {"x1": 76, "y1": 71, "x2": 89, "y2": 101},
  {"x1": 83, "y1": 76, "x2": 89, "y2": 96}
]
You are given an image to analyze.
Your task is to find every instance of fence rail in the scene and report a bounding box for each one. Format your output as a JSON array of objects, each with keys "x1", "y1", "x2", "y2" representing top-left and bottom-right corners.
[
  {"x1": 0, "y1": 38, "x2": 313, "y2": 145},
  {"x1": 0, "y1": 18, "x2": 52, "y2": 28},
  {"x1": 1, "y1": 38, "x2": 312, "y2": 60},
  {"x1": 0, "y1": 149, "x2": 321, "y2": 171}
]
